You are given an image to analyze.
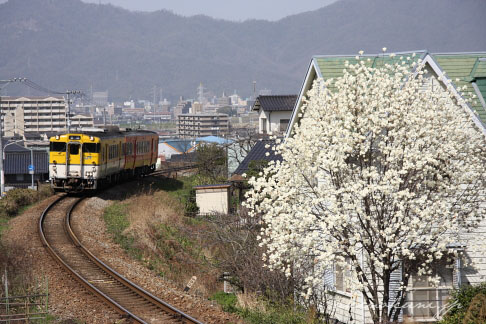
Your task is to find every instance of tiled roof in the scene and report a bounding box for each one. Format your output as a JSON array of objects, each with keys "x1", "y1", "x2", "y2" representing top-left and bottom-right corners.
[
  {"x1": 309, "y1": 51, "x2": 486, "y2": 125},
  {"x1": 233, "y1": 139, "x2": 282, "y2": 175},
  {"x1": 194, "y1": 183, "x2": 231, "y2": 190},
  {"x1": 252, "y1": 95, "x2": 297, "y2": 112},
  {"x1": 432, "y1": 54, "x2": 486, "y2": 124},
  {"x1": 314, "y1": 51, "x2": 426, "y2": 93}
]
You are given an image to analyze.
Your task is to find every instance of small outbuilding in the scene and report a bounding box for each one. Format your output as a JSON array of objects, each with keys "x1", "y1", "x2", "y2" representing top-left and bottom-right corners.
[{"x1": 194, "y1": 183, "x2": 231, "y2": 215}]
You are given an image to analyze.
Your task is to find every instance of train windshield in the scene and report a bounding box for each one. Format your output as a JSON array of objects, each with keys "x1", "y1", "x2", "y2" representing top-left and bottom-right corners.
[
  {"x1": 50, "y1": 142, "x2": 66, "y2": 152},
  {"x1": 69, "y1": 144, "x2": 80, "y2": 155},
  {"x1": 83, "y1": 143, "x2": 100, "y2": 153}
]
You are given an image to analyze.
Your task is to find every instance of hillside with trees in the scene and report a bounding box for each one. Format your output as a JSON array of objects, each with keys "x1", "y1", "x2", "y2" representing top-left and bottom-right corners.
[{"x1": 0, "y1": 0, "x2": 485, "y2": 100}]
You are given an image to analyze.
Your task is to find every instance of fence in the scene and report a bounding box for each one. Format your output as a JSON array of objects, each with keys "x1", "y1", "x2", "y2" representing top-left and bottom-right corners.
[{"x1": 0, "y1": 270, "x2": 48, "y2": 323}]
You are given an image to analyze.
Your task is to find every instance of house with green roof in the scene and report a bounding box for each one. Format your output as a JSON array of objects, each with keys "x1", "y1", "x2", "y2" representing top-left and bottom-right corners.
[
  {"x1": 285, "y1": 51, "x2": 486, "y2": 324},
  {"x1": 288, "y1": 51, "x2": 486, "y2": 138}
]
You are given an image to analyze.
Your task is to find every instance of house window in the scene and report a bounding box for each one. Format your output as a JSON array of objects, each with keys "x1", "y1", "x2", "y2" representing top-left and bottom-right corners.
[
  {"x1": 404, "y1": 264, "x2": 453, "y2": 321},
  {"x1": 279, "y1": 119, "x2": 290, "y2": 132},
  {"x1": 261, "y1": 118, "x2": 267, "y2": 134},
  {"x1": 335, "y1": 258, "x2": 352, "y2": 293}
]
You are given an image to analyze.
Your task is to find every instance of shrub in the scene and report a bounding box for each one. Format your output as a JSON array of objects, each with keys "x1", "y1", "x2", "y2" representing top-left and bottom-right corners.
[
  {"x1": 0, "y1": 188, "x2": 37, "y2": 217},
  {"x1": 209, "y1": 291, "x2": 314, "y2": 324},
  {"x1": 0, "y1": 185, "x2": 54, "y2": 219},
  {"x1": 210, "y1": 292, "x2": 238, "y2": 313},
  {"x1": 439, "y1": 282, "x2": 486, "y2": 324}
]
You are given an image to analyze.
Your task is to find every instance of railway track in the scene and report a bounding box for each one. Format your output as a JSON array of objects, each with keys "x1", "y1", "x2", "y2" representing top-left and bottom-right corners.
[{"x1": 39, "y1": 195, "x2": 204, "y2": 324}]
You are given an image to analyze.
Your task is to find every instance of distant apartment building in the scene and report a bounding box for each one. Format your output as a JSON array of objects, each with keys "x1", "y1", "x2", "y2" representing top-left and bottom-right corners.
[
  {"x1": 0, "y1": 96, "x2": 93, "y2": 137},
  {"x1": 173, "y1": 100, "x2": 191, "y2": 119},
  {"x1": 160, "y1": 99, "x2": 171, "y2": 113},
  {"x1": 191, "y1": 102, "x2": 204, "y2": 114},
  {"x1": 217, "y1": 93, "x2": 231, "y2": 107},
  {"x1": 177, "y1": 113, "x2": 229, "y2": 138},
  {"x1": 92, "y1": 91, "x2": 108, "y2": 107}
]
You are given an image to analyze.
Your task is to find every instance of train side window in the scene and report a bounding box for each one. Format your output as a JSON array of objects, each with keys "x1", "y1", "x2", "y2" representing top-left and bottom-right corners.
[
  {"x1": 50, "y1": 142, "x2": 66, "y2": 152},
  {"x1": 83, "y1": 143, "x2": 100, "y2": 153}
]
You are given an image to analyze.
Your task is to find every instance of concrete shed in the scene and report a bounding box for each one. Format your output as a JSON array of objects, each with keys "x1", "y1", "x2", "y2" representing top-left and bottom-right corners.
[{"x1": 194, "y1": 183, "x2": 231, "y2": 215}]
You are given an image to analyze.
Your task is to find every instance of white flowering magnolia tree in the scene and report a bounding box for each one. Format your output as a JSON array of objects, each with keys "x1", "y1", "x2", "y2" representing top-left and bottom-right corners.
[{"x1": 245, "y1": 56, "x2": 486, "y2": 323}]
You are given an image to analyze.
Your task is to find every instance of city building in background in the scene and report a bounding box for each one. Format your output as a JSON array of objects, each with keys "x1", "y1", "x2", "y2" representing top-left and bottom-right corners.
[
  {"x1": 0, "y1": 96, "x2": 93, "y2": 137},
  {"x1": 177, "y1": 113, "x2": 229, "y2": 138}
]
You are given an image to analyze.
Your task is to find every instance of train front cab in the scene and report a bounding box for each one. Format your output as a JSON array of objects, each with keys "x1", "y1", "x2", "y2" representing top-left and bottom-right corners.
[{"x1": 49, "y1": 134, "x2": 100, "y2": 191}]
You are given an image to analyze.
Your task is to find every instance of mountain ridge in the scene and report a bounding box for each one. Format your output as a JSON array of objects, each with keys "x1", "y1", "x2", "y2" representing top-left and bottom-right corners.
[{"x1": 0, "y1": 0, "x2": 485, "y2": 101}]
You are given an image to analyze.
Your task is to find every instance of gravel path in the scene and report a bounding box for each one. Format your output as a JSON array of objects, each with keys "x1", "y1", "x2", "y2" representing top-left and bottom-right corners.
[{"x1": 2, "y1": 195, "x2": 121, "y2": 323}]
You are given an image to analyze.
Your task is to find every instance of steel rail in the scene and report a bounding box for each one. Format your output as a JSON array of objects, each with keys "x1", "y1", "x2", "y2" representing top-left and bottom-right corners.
[
  {"x1": 39, "y1": 195, "x2": 146, "y2": 323},
  {"x1": 65, "y1": 198, "x2": 203, "y2": 324},
  {"x1": 39, "y1": 195, "x2": 204, "y2": 324}
]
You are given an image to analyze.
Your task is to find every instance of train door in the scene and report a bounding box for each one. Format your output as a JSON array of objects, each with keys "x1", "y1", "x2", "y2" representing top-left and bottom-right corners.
[
  {"x1": 66, "y1": 142, "x2": 81, "y2": 177},
  {"x1": 104, "y1": 144, "x2": 109, "y2": 175},
  {"x1": 150, "y1": 138, "x2": 154, "y2": 165}
]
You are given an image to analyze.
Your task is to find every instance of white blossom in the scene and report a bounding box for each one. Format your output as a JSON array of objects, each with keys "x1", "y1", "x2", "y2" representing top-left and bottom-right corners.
[{"x1": 244, "y1": 60, "x2": 486, "y2": 324}]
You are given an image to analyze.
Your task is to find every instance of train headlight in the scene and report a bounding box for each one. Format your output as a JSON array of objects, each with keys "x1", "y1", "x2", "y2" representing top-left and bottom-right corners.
[
  {"x1": 89, "y1": 136, "x2": 94, "y2": 141},
  {"x1": 55, "y1": 135, "x2": 60, "y2": 140}
]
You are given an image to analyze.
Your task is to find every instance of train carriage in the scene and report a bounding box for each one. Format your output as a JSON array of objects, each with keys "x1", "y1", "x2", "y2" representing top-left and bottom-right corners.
[{"x1": 49, "y1": 128, "x2": 158, "y2": 191}]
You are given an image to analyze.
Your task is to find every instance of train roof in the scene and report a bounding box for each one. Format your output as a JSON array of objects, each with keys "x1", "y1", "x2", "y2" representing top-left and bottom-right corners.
[{"x1": 50, "y1": 128, "x2": 158, "y2": 140}]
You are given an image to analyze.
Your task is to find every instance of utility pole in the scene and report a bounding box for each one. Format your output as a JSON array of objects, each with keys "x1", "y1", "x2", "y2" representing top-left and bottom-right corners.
[
  {"x1": 0, "y1": 78, "x2": 25, "y2": 197},
  {"x1": 65, "y1": 90, "x2": 81, "y2": 133},
  {"x1": 153, "y1": 85, "x2": 156, "y2": 115}
]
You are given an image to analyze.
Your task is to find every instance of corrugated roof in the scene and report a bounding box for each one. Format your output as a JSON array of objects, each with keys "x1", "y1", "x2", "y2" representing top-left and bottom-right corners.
[
  {"x1": 252, "y1": 95, "x2": 297, "y2": 112},
  {"x1": 4, "y1": 142, "x2": 29, "y2": 152},
  {"x1": 233, "y1": 139, "x2": 282, "y2": 175},
  {"x1": 433, "y1": 53, "x2": 486, "y2": 124},
  {"x1": 196, "y1": 136, "x2": 233, "y2": 145},
  {"x1": 4, "y1": 151, "x2": 49, "y2": 174},
  {"x1": 162, "y1": 140, "x2": 196, "y2": 153}
]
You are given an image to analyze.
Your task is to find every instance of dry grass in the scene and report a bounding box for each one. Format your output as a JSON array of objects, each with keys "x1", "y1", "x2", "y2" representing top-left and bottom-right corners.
[
  {"x1": 236, "y1": 292, "x2": 266, "y2": 313},
  {"x1": 110, "y1": 189, "x2": 221, "y2": 297}
]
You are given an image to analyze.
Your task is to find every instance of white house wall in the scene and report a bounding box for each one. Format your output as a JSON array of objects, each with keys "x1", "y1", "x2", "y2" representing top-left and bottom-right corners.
[
  {"x1": 158, "y1": 143, "x2": 181, "y2": 159},
  {"x1": 258, "y1": 109, "x2": 292, "y2": 134}
]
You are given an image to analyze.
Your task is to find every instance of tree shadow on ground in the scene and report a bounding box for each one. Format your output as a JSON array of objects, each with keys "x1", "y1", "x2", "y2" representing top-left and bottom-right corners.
[{"x1": 94, "y1": 175, "x2": 184, "y2": 202}]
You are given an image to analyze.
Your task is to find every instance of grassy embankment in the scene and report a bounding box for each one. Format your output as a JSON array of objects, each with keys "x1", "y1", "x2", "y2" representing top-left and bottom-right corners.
[
  {"x1": 103, "y1": 176, "x2": 219, "y2": 294},
  {"x1": 0, "y1": 186, "x2": 56, "y2": 321},
  {"x1": 0, "y1": 186, "x2": 54, "y2": 240},
  {"x1": 102, "y1": 175, "x2": 321, "y2": 324}
]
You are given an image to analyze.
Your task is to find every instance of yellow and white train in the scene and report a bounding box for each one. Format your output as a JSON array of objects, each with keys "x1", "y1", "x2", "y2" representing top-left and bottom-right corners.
[{"x1": 49, "y1": 128, "x2": 158, "y2": 191}]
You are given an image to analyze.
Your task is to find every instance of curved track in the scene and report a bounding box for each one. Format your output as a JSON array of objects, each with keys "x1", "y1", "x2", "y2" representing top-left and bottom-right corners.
[{"x1": 39, "y1": 195, "x2": 204, "y2": 324}]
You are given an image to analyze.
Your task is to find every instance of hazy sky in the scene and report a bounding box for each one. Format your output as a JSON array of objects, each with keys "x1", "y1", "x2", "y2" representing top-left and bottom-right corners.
[{"x1": 81, "y1": 0, "x2": 338, "y2": 21}]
